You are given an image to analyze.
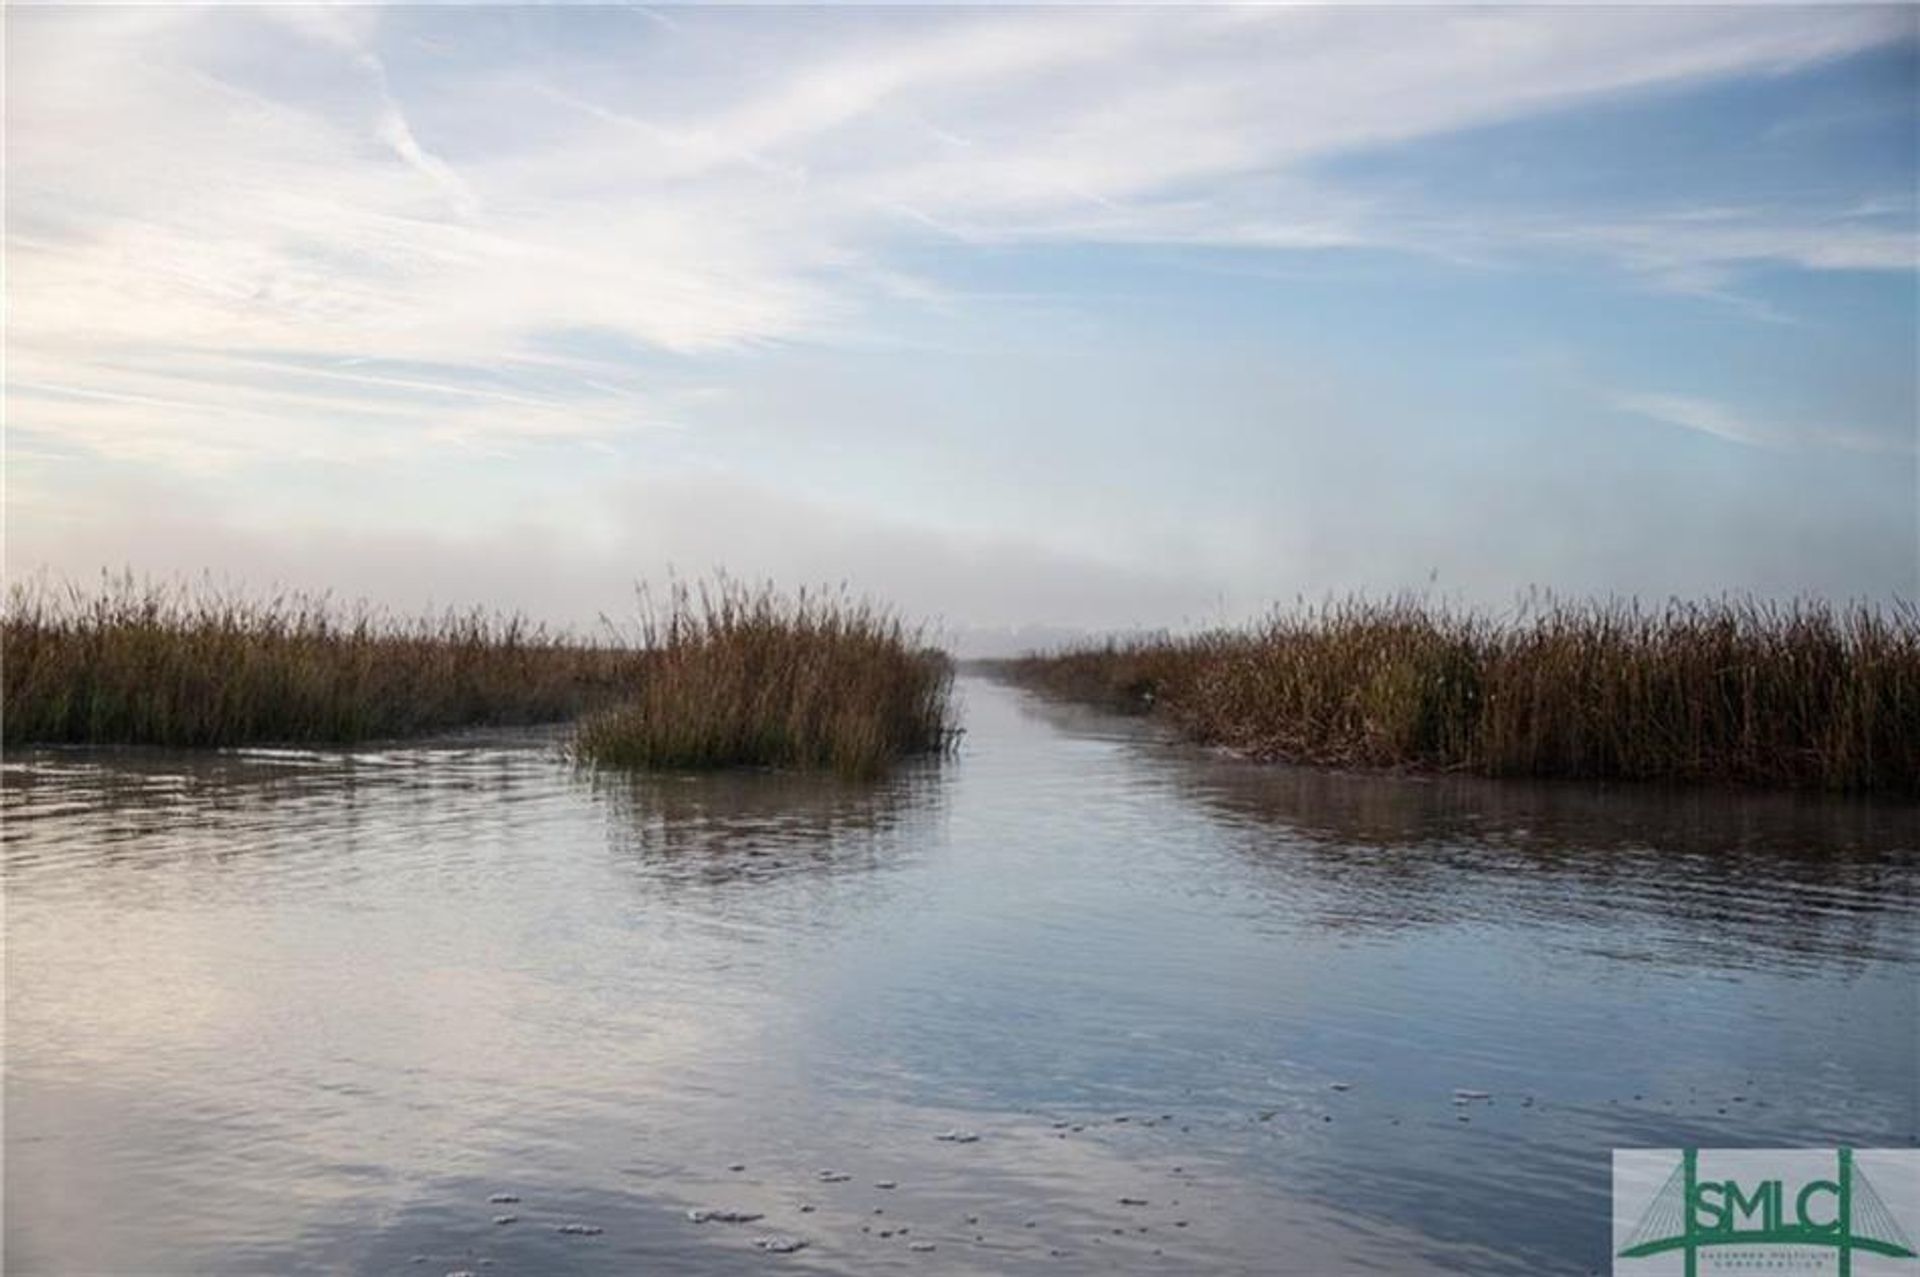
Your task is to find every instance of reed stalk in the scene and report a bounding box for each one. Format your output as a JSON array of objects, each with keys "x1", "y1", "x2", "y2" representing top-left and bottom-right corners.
[
  {"x1": 1006, "y1": 595, "x2": 1919, "y2": 792},
  {"x1": 4, "y1": 573, "x2": 635, "y2": 747},
  {"x1": 574, "y1": 578, "x2": 954, "y2": 779}
]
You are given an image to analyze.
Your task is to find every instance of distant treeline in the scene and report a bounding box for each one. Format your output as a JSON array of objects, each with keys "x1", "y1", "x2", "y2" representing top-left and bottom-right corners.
[
  {"x1": 1000, "y1": 596, "x2": 1920, "y2": 793},
  {"x1": 4, "y1": 574, "x2": 954, "y2": 778}
]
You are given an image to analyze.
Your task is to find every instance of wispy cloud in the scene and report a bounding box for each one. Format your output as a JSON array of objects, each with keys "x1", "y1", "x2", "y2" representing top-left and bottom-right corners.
[
  {"x1": 1614, "y1": 391, "x2": 1915, "y2": 456},
  {"x1": 6, "y1": 5, "x2": 1913, "y2": 477},
  {"x1": 1532, "y1": 207, "x2": 1916, "y2": 306}
]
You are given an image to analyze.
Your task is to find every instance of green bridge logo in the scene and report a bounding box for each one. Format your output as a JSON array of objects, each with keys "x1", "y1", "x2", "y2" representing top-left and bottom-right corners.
[{"x1": 1615, "y1": 1148, "x2": 1918, "y2": 1276}]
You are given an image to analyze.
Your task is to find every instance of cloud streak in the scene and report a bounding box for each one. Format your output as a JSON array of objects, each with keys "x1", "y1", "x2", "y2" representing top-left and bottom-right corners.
[{"x1": 1614, "y1": 391, "x2": 1916, "y2": 456}]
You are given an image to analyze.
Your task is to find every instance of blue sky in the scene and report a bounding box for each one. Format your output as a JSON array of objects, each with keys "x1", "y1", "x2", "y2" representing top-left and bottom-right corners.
[{"x1": 7, "y1": 5, "x2": 1916, "y2": 644}]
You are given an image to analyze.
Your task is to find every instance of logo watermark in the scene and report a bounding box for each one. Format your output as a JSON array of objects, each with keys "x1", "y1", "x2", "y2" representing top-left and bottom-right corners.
[{"x1": 1614, "y1": 1148, "x2": 1919, "y2": 1276}]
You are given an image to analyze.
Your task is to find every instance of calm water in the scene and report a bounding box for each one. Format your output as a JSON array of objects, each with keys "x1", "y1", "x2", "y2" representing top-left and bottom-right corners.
[{"x1": 6, "y1": 676, "x2": 1916, "y2": 1275}]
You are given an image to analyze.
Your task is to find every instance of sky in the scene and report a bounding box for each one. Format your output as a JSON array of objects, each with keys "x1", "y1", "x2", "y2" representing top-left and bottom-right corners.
[{"x1": 6, "y1": 4, "x2": 1917, "y2": 650}]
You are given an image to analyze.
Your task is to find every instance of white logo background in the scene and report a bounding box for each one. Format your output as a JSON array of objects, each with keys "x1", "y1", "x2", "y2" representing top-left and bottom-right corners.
[{"x1": 1614, "y1": 1149, "x2": 1920, "y2": 1277}]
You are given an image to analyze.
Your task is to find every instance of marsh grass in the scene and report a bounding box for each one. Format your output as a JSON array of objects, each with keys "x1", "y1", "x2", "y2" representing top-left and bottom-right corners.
[
  {"x1": 4, "y1": 574, "x2": 638, "y2": 748},
  {"x1": 1007, "y1": 596, "x2": 1920, "y2": 792},
  {"x1": 574, "y1": 579, "x2": 955, "y2": 779}
]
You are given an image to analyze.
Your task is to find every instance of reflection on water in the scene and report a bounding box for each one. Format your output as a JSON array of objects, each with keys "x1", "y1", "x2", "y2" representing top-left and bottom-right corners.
[
  {"x1": 1009, "y1": 690, "x2": 1917, "y2": 965},
  {"x1": 1157, "y1": 731, "x2": 1917, "y2": 972},
  {"x1": 5, "y1": 679, "x2": 1916, "y2": 1275},
  {"x1": 597, "y1": 763, "x2": 944, "y2": 893}
]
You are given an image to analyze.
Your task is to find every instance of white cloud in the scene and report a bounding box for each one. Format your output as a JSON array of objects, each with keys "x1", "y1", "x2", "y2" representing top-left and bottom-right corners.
[{"x1": 4, "y1": 5, "x2": 1912, "y2": 478}]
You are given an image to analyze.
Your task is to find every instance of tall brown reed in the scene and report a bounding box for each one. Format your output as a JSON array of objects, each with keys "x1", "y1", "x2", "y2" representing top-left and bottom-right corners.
[
  {"x1": 574, "y1": 578, "x2": 955, "y2": 779},
  {"x1": 3, "y1": 573, "x2": 636, "y2": 747},
  {"x1": 1008, "y1": 596, "x2": 1920, "y2": 793}
]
